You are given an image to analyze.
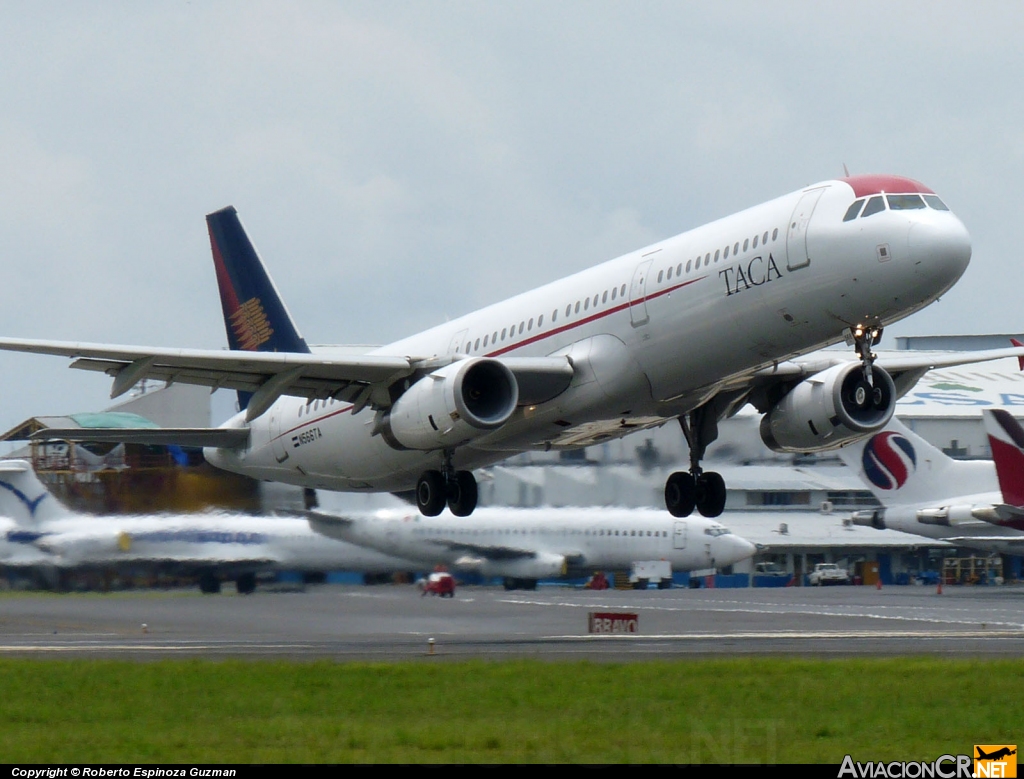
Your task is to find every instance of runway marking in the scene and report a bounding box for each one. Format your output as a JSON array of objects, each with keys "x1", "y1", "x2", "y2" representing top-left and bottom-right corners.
[
  {"x1": 497, "y1": 597, "x2": 1024, "y2": 630},
  {"x1": 543, "y1": 630, "x2": 1024, "y2": 640}
]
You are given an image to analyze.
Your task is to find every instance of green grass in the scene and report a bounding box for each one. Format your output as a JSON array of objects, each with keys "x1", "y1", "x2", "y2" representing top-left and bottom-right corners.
[{"x1": 0, "y1": 657, "x2": 1020, "y2": 762}]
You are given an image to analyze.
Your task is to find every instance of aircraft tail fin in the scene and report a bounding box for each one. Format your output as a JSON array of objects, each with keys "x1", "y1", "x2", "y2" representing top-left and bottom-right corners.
[
  {"x1": 206, "y1": 206, "x2": 311, "y2": 410},
  {"x1": 983, "y1": 409, "x2": 1024, "y2": 508},
  {"x1": 0, "y1": 460, "x2": 70, "y2": 525},
  {"x1": 836, "y1": 417, "x2": 996, "y2": 507}
]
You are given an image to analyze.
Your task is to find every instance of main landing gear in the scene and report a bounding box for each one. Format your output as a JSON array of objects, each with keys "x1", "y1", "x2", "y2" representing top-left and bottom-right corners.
[
  {"x1": 664, "y1": 406, "x2": 727, "y2": 518},
  {"x1": 416, "y1": 454, "x2": 478, "y2": 517}
]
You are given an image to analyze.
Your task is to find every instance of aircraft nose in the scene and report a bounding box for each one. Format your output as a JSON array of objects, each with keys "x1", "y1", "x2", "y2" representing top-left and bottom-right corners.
[
  {"x1": 715, "y1": 535, "x2": 757, "y2": 566},
  {"x1": 908, "y1": 215, "x2": 972, "y2": 283}
]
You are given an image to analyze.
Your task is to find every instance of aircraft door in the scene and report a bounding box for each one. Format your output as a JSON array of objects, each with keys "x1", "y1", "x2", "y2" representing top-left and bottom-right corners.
[
  {"x1": 629, "y1": 258, "x2": 653, "y2": 327},
  {"x1": 269, "y1": 409, "x2": 290, "y2": 464},
  {"x1": 786, "y1": 188, "x2": 826, "y2": 270},
  {"x1": 672, "y1": 519, "x2": 687, "y2": 550},
  {"x1": 448, "y1": 329, "x2": 469, "y2": 354}
]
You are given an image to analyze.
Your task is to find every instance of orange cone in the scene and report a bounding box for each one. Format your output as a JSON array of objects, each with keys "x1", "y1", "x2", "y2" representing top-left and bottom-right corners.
[{"x1": 875, "y1": 578, "x2": 882, "y2": 590}]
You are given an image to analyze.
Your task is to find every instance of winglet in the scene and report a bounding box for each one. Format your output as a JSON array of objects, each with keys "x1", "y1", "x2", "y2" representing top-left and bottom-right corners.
[
  {"x1": 1012, "y1": 338, "x2": 1024, "y2": 372},
  {"x1": 983, "y1": 409, "x2": 1024, "y2": 508}
]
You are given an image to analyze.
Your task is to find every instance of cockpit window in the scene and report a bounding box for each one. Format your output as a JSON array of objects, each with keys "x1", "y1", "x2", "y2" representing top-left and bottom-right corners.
[
  {"x1": 860, "y1": 195, "x2": 886, "y2": 218},
  {"x1": 843, "y1": 199, "x2": 865, "y2": 222},
  {"x1": 923, "y1": 195, "x2": 949, "y2": 211},
  {"x1": 887, "y1": 194, "x2": 926, "y2": 210},
  {"x1": 703, "y1": 525, "x2": 731, "y2": 537}
]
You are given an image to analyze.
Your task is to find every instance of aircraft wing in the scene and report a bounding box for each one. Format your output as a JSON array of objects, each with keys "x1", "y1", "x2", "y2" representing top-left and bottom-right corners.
[
  {"x1": 425, "y1": 538, "x2": 552, "y2": 560},
  {"x1": 29, "y1": 427, "x2": 250, "y2": 448},
  {"x1": 747, "y1": 346, "x2": 1024, "y2": 399},
  {"x1": 0, "y1": 337, "x2": 574, "y2": 421}
]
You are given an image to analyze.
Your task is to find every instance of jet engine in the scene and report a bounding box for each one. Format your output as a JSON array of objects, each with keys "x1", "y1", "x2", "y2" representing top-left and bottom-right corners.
[
  {"x1": 381, "y1": 358, "x2": 519, "y2": 450},
  {"x1": 480, "y1": 551, "x2": 568, "y2": 580},
  {"x1": 759, "y1": 362, "x2": 896, "y2": 453}
]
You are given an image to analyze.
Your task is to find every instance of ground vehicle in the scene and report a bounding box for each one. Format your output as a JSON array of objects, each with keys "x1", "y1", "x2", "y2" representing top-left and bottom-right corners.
[
  {"x1": 420, "y1": 571, "x2": 456, "y2": 597},
  {"x1": 630, "y1": 560, "x2": 673, "y2": 589},
  {"x1": 808, "y1": 563, "x2": 850, "y2": 586}
]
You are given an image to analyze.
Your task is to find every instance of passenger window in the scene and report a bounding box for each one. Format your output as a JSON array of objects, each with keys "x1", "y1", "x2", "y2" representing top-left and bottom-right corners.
[
  {"x1": 695, "y1": 257, "x2": 701, "y2": 269},
  {"x1": 527, "y1": 318, "x2": 533, "y2": 331},
  {"x1": 492, "y1": 331, "x2": 498, "y2": 343},
  {"x1": 620, "y1": 284, "x2": 626, "y2": 296},
  {"x1": 887, "y1": 194, "x2": 926, "y2": 210},
  {"x1": 763, "y1": 231, "x2": 769, "y2": 244},
  {"x1": 686, "y1": 260, "x2": 692, "y2": 273},
  {"x1": 861, "y1": 195, "x2": 886, "y2": 218},
  {"x1": 676, "y1": 263, "x2": 682, "y2": 275},
  {"x1": 843, "y1": 199, "x2": 865, "y2": 221},
  {"x1": 484, "y1": 335, "x2": 489, "y2": 347},
  {"x1": 602, "y1": 291, "x2": 608, "y2": 303},
  {"x1": 752, "y1": 234, "x2": 759, "y2": 248},
  {"x1": 924, "y1": 195, "x2": 949, "y2": 211},
  {"x1": 474, "y1": 338, "x2": 480, "y2": 350},
  {"x1": 665, "y1": 267, "x2": 671, "y2": 280},
  {"x1": 734, "y1": 242, "x2": 740, "y2": 254},
  {"x1": 593, "y1": 294, "x2": 599, "y2": 306},
  {"x1": 551, "y1": 310, "x2": 557, "y2": 322},
  {"x1": 584, "y1": 298, "x2": 589, "y2": 311},
  {"x1": 501, "y1": 328, "x2": 507, "y2": 340},
  {"x1": 772, "y1": 228, "x2": 778, "y2": 240},
  {"x1": 714, "y1": 249, "x2": 720, "y2": 262},
  {"x1": 657, "y1": 270, "x2": 664, "y2": 283},
  {"x1": 566, "y1": 304, "x2": 571, "y2": 317},
  {"x1": 743, "y1": 238, "x2": 749, "y2": 252},
  {"x1": 538, "y1": 314, "x2": 544, "y2": 327},
  {"x1": 610, "y1": 287, "x2": 617, "y2": 300},
  {"x1": 518, "y1": 322, "x2": 524, "y2": 334},
  {"x1": 723, "y1": 245, "x2": 729, "y2": 259},
  {"x1": 575, "y1": 301, "x2": 581, "y2": 314}
]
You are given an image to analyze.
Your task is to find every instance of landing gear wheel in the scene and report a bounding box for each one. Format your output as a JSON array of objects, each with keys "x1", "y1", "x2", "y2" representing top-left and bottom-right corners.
[
  {"x1": 695, "y1": 471, "x2": 726, "y2": 518},
  {"x1": 198, "y1": 573, "x2": 221, "y2": 594},
  {"x1": 416, "y1": 470, "x2": 447, "y2": 516},
  {"x1": 665, "y1": 471, "x2": 696, "y2": 517},
  {"x1": 446, "y1": 471, "x2": 478, "y2": 517},
  {"x1": 236, "y1": 572, "x2": 256, "y2": 595}
]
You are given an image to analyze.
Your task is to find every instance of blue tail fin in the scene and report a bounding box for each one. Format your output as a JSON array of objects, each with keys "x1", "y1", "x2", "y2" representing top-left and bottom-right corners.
[{"x1": 206, "y1": 206, "x2": 311, "y2": 410}]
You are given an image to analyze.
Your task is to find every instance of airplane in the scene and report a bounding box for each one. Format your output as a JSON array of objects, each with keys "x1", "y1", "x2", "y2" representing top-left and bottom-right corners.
[
  {"x1": 837, "y1": 413, "x2": 1024, "y2": 553},
  {"x1": 0, "y1": 459, "x2": 423, "y2": 592},
  {"x1": 5, "y1": 173, "x2": 1019, "y2": 519},
  {"x1": 976, "y1": 747, "x2": 1016, "y2": 761},
  {"x1": 307, "y1": 506, "x2": 757, "y2": 590}
]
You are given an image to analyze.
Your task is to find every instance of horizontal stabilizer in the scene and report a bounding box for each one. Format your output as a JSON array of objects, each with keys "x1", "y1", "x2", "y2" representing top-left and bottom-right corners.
[{"x1": 29, "y1": 427, "x2": 250, "y2": 449}]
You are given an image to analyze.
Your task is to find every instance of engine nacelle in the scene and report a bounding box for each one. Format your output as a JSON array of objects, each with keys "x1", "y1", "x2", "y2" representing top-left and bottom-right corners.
[
  {"x1": 851, "y1": 509, "x2": 886, "y2": 530},
  {"x1": 479, "y1": 551, "x2": 567, "y2": 580},
  {"x1": 382, "y1": 358, "x2": 519, "y2": 450},
  {"x1": 759, "y1": 363, "x2": 896, "y2": 453}
]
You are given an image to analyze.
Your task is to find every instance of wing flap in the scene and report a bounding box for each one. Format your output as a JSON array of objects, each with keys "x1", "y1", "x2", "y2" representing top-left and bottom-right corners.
[{"x1": 29, "y1": 427, "x2": 250, "y2": 449}]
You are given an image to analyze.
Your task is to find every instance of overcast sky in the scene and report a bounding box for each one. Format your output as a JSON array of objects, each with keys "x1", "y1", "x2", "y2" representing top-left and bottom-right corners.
[{"x1": 0, "y1": 1, "x2": 1021, "y2": 432}]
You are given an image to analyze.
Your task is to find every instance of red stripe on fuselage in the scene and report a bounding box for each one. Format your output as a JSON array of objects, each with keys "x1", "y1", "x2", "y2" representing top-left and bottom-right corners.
[
  {"x1": 487, "y1": 276, "x2": 705, "y2": 357},
  {"x1": 269, "y1": 275, "x2": 707, "y2": 446}
]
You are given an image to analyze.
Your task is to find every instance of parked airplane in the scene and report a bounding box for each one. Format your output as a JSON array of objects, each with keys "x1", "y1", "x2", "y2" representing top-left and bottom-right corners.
[
  {"x1": 5, "y1": 174, "x2": 1015, "y2": 519},
  {"x1": 308, "y1": 506, "x2": 757, "y2": 590},
  {"x1": 0, "y1": 460, "x2": 421, "y2": 592},
  {"x1": 837, "y1": 414, "x2": 1024, "y2": 553}
]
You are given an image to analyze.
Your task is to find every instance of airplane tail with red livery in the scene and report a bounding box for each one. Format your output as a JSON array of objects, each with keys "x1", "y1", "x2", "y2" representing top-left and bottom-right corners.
[
  {"x1": 206, "y1": 206, "x2": 311, "y2": 410},
  {"x1": 983, "y1": 408, "x2": 1024, "y2": 509}
]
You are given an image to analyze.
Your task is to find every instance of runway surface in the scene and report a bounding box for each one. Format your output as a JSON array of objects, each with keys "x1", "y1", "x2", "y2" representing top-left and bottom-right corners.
[{"x1": 3, "y1": 583, "x2": 1024, "y2": 660}]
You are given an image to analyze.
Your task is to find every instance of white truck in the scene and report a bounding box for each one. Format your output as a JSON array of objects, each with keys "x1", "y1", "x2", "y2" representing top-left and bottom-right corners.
[{"x1": 808, "y1": 563, "x2": 850, "y2": 586}]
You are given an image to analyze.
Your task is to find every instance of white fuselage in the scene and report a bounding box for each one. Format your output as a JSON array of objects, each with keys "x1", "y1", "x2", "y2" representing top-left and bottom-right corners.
[
  {"x1": 315, "y1": 507, "x2": 757, "y2": 579},
  {"x1": 207, "y1": 177, "x2": 971, "y2": 493},
  {"x1": 11, "y1": 514, "x2": 422, "y2": 574}
]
